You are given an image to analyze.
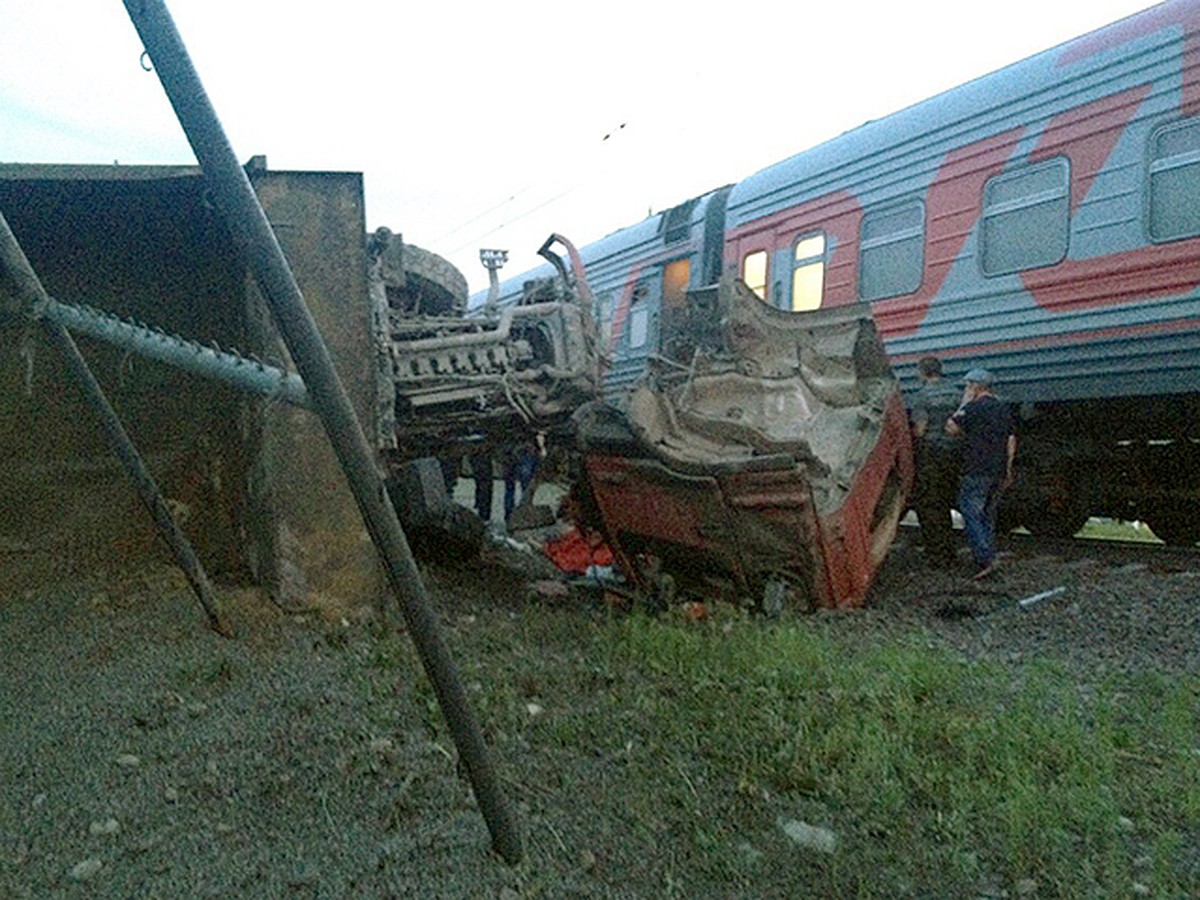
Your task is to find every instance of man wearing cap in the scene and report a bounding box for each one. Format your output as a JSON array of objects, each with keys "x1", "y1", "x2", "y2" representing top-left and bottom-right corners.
[
  {"x1": 909, "y1": 356, "x2": 962, "y2": 567},
  {"x1": 945, "y1": 368, "x2": 1016, "y2": 579}
]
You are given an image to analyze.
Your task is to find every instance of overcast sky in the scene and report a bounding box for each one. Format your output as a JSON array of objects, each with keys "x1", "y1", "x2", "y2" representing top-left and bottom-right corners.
[{"x1": 1, "y1": 1, "x2": 1159, "y2": 294}]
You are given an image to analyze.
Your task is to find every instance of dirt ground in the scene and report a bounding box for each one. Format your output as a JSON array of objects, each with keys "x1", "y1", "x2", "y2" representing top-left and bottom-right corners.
[{"x1": 1, "y1": 527, "x2": 1197, "y2": 897}]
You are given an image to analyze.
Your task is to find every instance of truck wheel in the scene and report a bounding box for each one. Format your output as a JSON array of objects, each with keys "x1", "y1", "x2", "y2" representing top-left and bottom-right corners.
[{"x1": 398, "y1": 243, "x2": 468, "y2": 316}]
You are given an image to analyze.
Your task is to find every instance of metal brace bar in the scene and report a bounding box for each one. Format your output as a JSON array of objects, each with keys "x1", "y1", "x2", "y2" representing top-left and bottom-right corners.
[{"x1": 34, "y1": 294, "x2": 311, "y2": 408}]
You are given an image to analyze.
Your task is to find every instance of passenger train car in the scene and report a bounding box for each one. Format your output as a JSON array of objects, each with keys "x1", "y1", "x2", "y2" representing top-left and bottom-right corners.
[{"x1": 472, "y1": 0, "x2": 1200, "y2": 545}]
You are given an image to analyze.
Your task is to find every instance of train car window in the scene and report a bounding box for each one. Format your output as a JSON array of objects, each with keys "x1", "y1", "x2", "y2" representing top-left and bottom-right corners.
[
  {"x1": 860, "y1": 201, "x2": 924, "y2": 301},
  {"x1": 791, "y1": 232, "x2": 826, "y2": 311},
  {"x1": 662, "y1": 259, "x2": 691, "y2": 309},
  {"x1": 743, "y1": 251, "x2": 768, "y2": 300},
  {"x1": 980, "y1": 157, "x2": 1069, "y2": 276},
  {"x1": 1149, "y1": 120, "x2": 1200, "y2": 242}
]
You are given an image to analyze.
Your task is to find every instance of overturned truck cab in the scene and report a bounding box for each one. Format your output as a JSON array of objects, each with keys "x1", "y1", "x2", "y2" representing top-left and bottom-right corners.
[{"x1": 573, "y1": 276, "x2": 913, "y2": 611}]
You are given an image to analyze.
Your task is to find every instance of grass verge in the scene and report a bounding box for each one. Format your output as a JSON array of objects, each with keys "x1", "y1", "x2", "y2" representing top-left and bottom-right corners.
[{"x1": 388, "y1": 600, "x2": 1200, "y2": 897}]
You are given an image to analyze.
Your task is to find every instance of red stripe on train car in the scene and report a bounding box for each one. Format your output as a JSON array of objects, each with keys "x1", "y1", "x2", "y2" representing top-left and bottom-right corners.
[
  {"x1": 1058, "y1": 0, "x2": 1200, "y2": 115},
  {"x1": 893, "y1": 315, "x2": 1200, "y2": 364},
  {"x1": 1030, "y1": 85, "x2": 1151, "y2": 215},
  {"x1": 871, "y1": 128, "x2": 1024, "y2": 336}
]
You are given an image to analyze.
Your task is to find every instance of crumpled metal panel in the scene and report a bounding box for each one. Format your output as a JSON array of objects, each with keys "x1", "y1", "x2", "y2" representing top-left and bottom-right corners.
[{"x1": 578, "y1": 275, "x2": 913, "y2": 610}]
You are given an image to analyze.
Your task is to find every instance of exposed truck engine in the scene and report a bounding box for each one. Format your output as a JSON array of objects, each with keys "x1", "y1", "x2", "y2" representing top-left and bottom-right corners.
[{"x1": 368, "y1": 229, "x2": 601, "y2": 462}]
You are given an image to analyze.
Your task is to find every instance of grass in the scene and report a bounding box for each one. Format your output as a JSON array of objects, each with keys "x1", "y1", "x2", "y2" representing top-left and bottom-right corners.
[{"x1": 379, "y1": 599, "x2": 1200, "y2": 897}]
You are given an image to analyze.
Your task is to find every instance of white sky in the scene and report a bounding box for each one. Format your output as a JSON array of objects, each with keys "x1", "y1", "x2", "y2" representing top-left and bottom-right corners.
[{"x1": 0, "y1": 1, "x2": 1160, "y2": 295}]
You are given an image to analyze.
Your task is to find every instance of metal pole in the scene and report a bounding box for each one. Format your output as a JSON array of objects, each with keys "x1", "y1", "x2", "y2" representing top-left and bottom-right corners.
[
  {"x1": 120, "y1": 0, "x2": 522, "y2": 863},
  {"x1": 0, "y1": 212, "x2": 232, "y2": 637}
]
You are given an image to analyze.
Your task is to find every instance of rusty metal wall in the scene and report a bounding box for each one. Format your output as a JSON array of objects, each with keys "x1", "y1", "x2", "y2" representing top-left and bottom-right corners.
[
  {"x1": 0, "y1": 163, "x2": 380, "y2": 609},
  {"x1": 0, "y1": 165, "x2": 249, "y2": 585}
]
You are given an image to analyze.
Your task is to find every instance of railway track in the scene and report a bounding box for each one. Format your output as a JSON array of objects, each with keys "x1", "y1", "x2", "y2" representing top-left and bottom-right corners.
[
  {"x1": 898, "y1": 519, "x2": 1200, "y2": 570},
  {"x1": 877, "y1": 520, "x2": 1199, "y2": 680}
]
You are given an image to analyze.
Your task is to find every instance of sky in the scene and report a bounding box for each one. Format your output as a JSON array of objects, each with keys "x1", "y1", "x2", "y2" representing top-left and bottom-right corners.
[{"x1": 0, "y1": 0, "x2": 1161, "y2": 295}]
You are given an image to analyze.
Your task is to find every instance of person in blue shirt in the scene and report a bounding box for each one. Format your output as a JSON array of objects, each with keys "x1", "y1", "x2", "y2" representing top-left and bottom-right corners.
[
  {"x1": 501, "y1": 438, "x2": 541, "y2": 525},
  {"x1": 946, "y1": 368, "x2": 1016, "y2": 579}
]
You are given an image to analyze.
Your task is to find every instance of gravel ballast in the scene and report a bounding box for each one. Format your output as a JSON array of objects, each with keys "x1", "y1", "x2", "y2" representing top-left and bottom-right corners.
[{"x1": 1, "y1": 534, "x2": 1196, "y2": 896}]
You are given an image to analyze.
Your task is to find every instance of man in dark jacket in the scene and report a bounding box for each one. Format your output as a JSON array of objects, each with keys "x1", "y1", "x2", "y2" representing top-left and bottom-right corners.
[
  {"x1": 946, "y1": 368, "x2": 1016, "y2": 579},
  {"x1": 909, "y1": 356, "x2": 963, "y2": 567}
]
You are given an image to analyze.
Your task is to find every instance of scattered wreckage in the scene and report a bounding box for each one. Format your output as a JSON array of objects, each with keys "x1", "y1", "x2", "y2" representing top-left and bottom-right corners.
[
  {"x1": 6, "y1": 212, "x2": 912, "y2": 612},
  {"x1": 375, "y1": 236, "x2": 913, "y2": 610}
]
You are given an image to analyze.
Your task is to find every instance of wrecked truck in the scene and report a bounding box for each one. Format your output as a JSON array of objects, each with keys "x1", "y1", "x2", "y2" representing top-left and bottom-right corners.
[
  {"x1": 377, "y1": 232, "x2": 912, "y2": 610},
  {"x1": 368, "y1": 231, "x2": 603, "y2": 548},
  {"x1": 572, "y1": 276, "x2": 914, "y2": 610}
]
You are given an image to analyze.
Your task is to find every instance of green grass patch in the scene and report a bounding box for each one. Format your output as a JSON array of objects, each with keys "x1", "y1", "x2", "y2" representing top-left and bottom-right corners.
[{"x1": 362, "y1": 604, "x2": 1200, "y2": 896}]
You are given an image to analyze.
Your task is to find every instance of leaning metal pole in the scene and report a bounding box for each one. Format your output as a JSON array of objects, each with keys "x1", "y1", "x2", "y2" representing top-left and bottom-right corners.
[
  {"x1": 0, "y1": 212, "x2": 232, "y2": 637},
  {"x1": 120, "y1": 0, "x2": 522, "y2": 863}
]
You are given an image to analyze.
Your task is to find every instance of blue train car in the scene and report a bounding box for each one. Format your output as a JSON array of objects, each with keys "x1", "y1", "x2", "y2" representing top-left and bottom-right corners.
[{"x1": 471, "y1": 0, "x2": 1200, "y2": 544}]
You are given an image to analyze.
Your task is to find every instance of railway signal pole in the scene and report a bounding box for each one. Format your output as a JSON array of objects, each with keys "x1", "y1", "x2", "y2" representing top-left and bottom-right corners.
[{"x1": 480, "y1": 248, "x2": 508, "y2": 313}]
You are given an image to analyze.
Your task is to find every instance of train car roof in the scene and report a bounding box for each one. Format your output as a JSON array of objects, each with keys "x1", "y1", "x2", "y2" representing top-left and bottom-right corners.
[
  {"x1": 727, "y1": 0, "x2": 1195, "y2": 223},
  {"x1": 468, "y1": 186, "x2": 729, "y2": 310},
  {"x1": 467, "y1": 0, "x2": 1196, "y2": 310}
]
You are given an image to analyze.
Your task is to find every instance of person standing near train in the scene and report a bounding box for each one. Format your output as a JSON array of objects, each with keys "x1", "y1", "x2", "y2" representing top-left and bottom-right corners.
[
  {"x1": 945, "y1": 368, "x2": 1016, "y2": 579},
  {"x1": 910, "y1": 356, "x2": 963, "y2": 567},
  {"x1": 501, "y1": 436, "x2": 542, "y2": 526}
]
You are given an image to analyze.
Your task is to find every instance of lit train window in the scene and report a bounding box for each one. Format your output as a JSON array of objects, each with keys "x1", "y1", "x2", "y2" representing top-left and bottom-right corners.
[
  {"x1": 1149, "y1": 120, "x2": 1200, "y2": 242},
  {"x1": 860, "y1": 201, "x2": 924, "y2": 300},
  {"x1": 791, "y1": 233, "x2": 825, "y2": 311},
  {"x1": 980, "y1": 157, "x2": 1069, "y2": 276},
  {"x1": 742, "y1": 251, "x2": 768, "y2": 300},
  {"x1": 662, "y1": 259, "x2": 690, "y2": 309}
]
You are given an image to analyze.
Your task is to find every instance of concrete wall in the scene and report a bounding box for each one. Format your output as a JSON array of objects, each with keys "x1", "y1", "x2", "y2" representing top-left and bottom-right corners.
[
  {"x1": 0, "y1": 163, "x2": 381, "y2": 611},
  {"x1": 247, "y1": 169, "x2": 381, "y2": 611}
]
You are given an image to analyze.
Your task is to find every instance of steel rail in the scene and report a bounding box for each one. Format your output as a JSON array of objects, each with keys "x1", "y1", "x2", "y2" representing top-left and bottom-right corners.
[{"x1": 120, "y1": 0, "x2": 521, "y2": 863}]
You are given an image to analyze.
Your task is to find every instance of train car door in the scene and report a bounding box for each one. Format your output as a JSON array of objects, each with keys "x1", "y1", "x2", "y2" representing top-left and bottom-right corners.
[
  {"x1": 603, "y1": 273, "x2": 661, "y2": 399},
  {"x1": 626, "y1": 276, "x2": 657, "y2": 356}
]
